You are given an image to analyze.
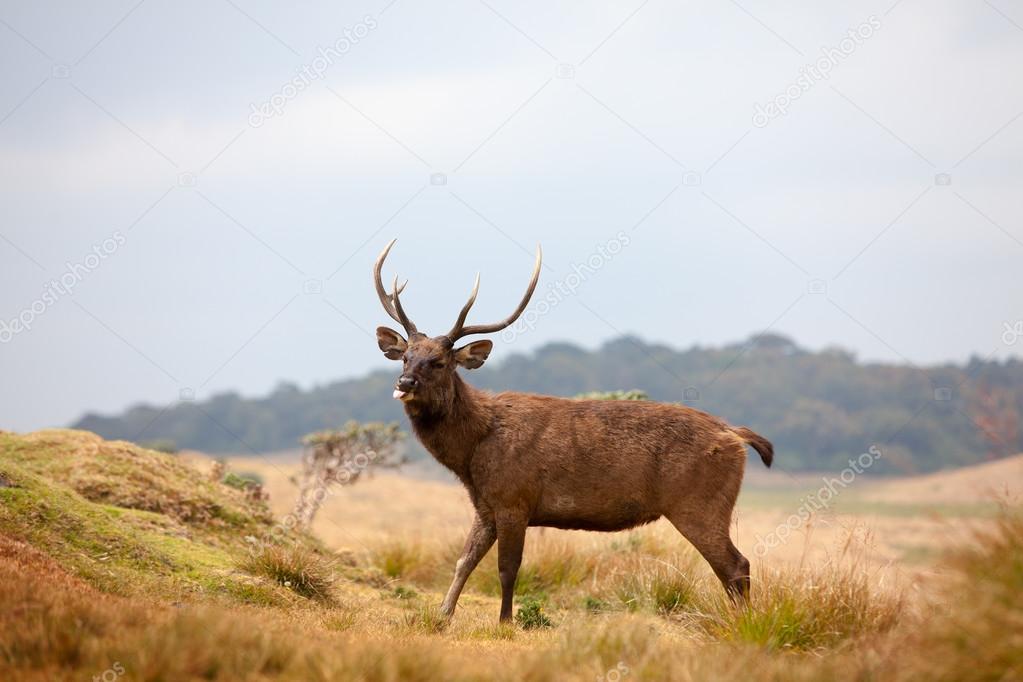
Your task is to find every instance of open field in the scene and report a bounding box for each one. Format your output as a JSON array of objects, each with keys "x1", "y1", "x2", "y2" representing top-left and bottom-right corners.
[
  {"x1": 2, "y1": 429, "x2": 1021, "y2": 681},
  {"x1": 223, "y1": 450, "x2": 1012, "y2": 582}
]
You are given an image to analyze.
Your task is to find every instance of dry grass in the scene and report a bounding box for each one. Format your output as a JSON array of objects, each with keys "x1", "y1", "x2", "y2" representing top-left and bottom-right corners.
[
  {"x1": 0, "y1": 510, "x2": 1018, "y2": 681},
  {"x1": 902, "y1": 507, "x2": 1023, "y2": 681},
  {"x1": 239, "y1": 544, "x2": 337, "y2": 601},
  {"x1": 711, "y1": 563, "x2": 901, "y2": 651},
  {"x1": 1, "y1": 430, "x2": 1020, "y2": 680},
  {"x1": 402, "y1": 604, "x2": 450, "y2": 634},
  {"x1": 372, "y1": 539, "x2": 431, "y2": 581}
]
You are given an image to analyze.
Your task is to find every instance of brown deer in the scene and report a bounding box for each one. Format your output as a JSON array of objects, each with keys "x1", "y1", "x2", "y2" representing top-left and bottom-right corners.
[{"x1": 372, "y1": 239, "x2": 773, "y2": 622}]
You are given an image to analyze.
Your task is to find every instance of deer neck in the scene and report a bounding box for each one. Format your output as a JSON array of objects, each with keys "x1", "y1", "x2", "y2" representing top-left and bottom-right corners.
[{"x1": 405, "y1": 373, "x2": 493, "y2": 481}]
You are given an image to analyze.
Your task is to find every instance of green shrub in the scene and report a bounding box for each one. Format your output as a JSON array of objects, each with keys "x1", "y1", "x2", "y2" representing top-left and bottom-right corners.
[
  {"x1": 516, "y1": 597, "x2": 553, "y2": 629},
  {"x1": 222, "y1": 471, "x2": 262, "y2": 490},
  {"x1": 138, "y1": 439, "x2": 178, "y2": 454}
]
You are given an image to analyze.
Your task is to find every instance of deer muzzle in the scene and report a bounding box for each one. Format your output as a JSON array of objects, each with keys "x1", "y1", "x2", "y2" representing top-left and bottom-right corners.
[{"x1": 393, "y1": 376, "x2": 418, "y2": 401}]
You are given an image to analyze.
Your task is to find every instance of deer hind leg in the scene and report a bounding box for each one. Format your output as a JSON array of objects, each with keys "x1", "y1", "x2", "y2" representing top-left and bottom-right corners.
[
  {"x1": 495, "y1": 511, "x2": 528, "y2": 622},
  {"x1": 666, "y1": 444, "x2": 750, "y2": 601},
  {"x1": 667, "y1": 510, "x2": 750, "y2": 602},
  {"x1": 440, "y1": 514, "x2": 496, "y2": 617}
]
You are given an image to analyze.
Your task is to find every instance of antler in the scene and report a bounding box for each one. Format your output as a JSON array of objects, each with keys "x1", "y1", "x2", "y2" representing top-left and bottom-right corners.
[
  {"x1": 390, "y1": 274, "x2": 417, "y2": 335},
  {"x1": 374, "y1": 239, "x2": 416, "y2": 335},
  {"x1": 446, "y1": 245, "x2": 542, "y2": 342}
]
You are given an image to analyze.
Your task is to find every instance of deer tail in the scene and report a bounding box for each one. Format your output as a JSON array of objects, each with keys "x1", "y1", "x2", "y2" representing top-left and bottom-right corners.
[{"x1": 732, "y1": 427, "x2": 773, "y2": 468}]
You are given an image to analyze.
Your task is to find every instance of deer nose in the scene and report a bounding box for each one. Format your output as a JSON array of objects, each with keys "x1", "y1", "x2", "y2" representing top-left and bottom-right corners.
[{"x1": 397, "y1": 376, "x2": 418, "y2": 392}]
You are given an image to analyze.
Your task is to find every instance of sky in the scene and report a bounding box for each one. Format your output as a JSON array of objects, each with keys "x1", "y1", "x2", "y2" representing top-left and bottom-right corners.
[{"x1": 1, "y1": 0, "x2": 1021, "y2": 432}]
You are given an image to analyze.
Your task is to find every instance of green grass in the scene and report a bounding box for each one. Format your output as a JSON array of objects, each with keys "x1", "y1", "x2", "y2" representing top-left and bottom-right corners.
[{"x1": 0, "y1": 430, "x2": 313, "y2": 606}]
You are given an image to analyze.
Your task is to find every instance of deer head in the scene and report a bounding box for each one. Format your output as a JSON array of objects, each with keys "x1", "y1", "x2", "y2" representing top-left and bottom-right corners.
[{"x1": 373, "y1": 239, "x2": 542, "y2": 411}]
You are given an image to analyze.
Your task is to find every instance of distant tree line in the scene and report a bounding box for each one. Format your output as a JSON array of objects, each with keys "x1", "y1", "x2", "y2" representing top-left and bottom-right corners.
[{"x1": 73, "y1": 334, "x2": 1023, "y2": 473}]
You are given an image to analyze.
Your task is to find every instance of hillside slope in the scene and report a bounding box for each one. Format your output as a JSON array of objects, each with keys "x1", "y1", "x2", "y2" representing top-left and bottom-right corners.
[
  {"x1": 866, "y1": 452, "x2": 1023, "y2": 504},
  {"x1": 0, "y1": 429, "x2": 292, "y2": 603}
]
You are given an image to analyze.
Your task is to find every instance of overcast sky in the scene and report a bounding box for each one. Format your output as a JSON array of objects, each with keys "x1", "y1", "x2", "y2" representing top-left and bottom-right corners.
[{"x1": 1, "y1": 0, "x2": 1021, "y2": 432}]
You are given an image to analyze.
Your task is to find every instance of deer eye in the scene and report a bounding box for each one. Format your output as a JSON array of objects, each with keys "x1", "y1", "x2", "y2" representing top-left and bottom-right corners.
[{"x1": 430, "y1": 359, "x2": 446, "y2": 369}]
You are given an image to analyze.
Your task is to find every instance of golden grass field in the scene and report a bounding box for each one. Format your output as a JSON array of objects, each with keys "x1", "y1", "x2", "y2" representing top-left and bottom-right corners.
[{"x1": 2, "y1": 429, "x2": 1021, "y2": 681}]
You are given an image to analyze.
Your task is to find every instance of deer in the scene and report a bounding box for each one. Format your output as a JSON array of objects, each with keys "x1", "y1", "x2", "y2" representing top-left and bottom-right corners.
[{"x1": 372, "y1": 239, "x2": 774, "y2": 622}]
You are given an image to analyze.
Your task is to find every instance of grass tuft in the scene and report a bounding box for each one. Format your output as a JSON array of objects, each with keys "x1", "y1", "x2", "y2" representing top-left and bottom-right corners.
[
  {"x1": 711, "y1": 564, "x2": 902, "y2": 651},
  {"x1": 391, "y1": 585, "x2": 418, "y2": 600},
  {"x1": 373, "y1": 540, "x2": 427, "y2": 580},
  {"x1": 321, "y1": 611, "x2": 358, "y2": 632},
  {"x1": 602, "y1": 553, "x2": 702, "y2": 615},
  {"x1": 240, "y1": 544, "x2": 335, "y2": 601},
  {"x1": 402, "y1": 604, "x2": 448, "y2": 634},
  {"x1": 649, "y1": 566, "x2": 700, "y2": 615}
]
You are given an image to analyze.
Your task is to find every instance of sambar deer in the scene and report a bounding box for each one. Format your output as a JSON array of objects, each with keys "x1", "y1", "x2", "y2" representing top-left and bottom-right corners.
[{"x1": 372, "y1": 239, "x2": 773, "y2": 622}]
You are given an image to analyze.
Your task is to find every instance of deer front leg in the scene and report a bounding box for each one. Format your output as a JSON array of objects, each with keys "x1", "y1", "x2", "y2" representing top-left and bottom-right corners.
[
  {"x1": 440, "y1": 514, "x2": 496, "y2": 617},
  {"x1": 496, "y1": 512, "x2": 528, "y2": 622}
]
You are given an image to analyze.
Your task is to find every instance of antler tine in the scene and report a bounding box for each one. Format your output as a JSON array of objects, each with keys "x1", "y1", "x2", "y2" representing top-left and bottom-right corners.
[
  {"x1": 374, "y1": 239, "x2": 402, "y2": 324},
  {"x1": 374, "y1": 239, "x2": 414, "y2": 333},
  {"x1": 450, "y1": 245, "x2": 542, "y2": 342},
  {"x1": 391, "y1": 275, "x2": 418, "y2": 335},
  {"x1": 445, "y1": 272, "x2": 480, "y2": 341}
]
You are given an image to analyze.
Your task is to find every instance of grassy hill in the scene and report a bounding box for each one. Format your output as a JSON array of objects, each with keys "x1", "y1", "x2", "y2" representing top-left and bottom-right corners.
[
  {"x1": 0, "y1": 429, "x2": 291, "y2": 604},
  {"x1": 72, "y1": 335, "x2": 1023, "y2": 473},
  {"x1": 1, "y1": 428, "x2": 1021, "y2": 680}
]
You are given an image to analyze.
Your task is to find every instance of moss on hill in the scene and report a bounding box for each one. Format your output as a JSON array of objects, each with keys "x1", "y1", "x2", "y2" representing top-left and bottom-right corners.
[{"x1": 0, "y1": 429, "x2": 316, "y2": 606}]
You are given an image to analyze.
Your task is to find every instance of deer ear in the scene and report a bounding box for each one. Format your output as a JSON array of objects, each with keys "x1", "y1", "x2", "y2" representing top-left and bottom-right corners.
[
  {"x1": 454, "y1": 339, "x2": 493, "y2": 369},
  {"x1": 376, "y1": 327, "x2": 407, "y2": 360}
]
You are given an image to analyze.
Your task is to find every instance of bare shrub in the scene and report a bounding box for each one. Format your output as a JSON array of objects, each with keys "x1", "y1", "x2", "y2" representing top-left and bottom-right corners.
[{"x1": 291, "y1": 421, "x2": 404, "y2": 528}]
